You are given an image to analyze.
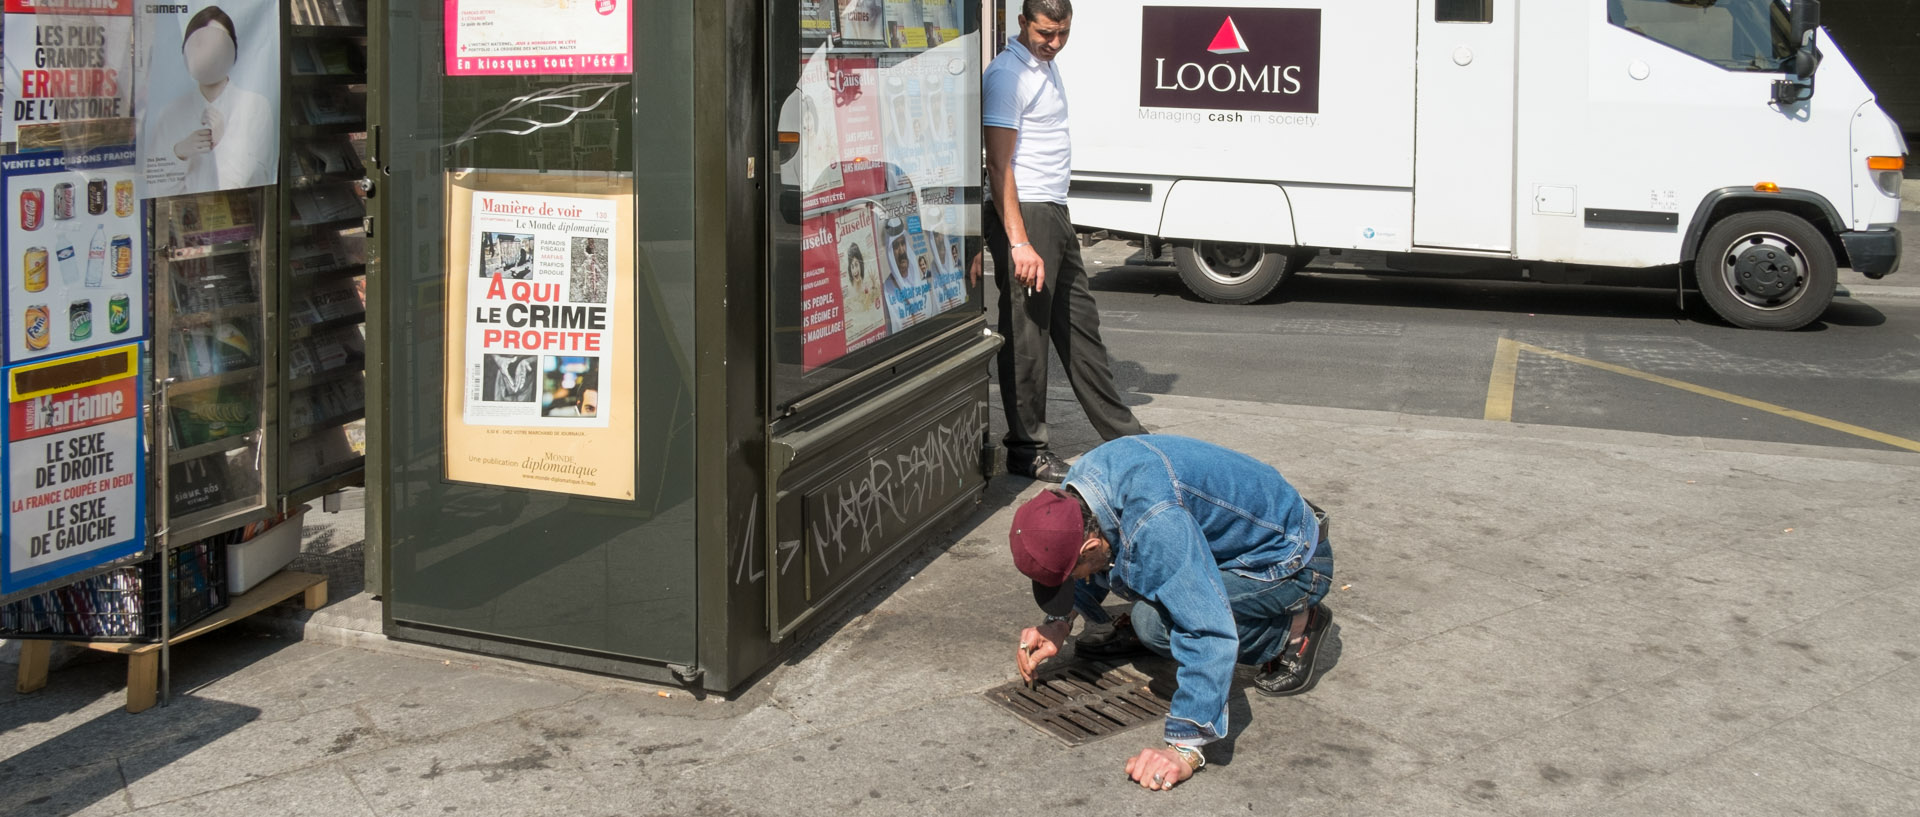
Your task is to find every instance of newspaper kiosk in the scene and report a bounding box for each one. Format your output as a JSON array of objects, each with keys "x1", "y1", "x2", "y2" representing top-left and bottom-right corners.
[{"x1": 369, "y1": 0, "x2": 992, "y2": 690}]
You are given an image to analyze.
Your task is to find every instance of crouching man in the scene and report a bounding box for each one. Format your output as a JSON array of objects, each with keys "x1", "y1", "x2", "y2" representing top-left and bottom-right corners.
[{"x1": 1009, "y1": 435, "x2": 1334, "y2": 791}]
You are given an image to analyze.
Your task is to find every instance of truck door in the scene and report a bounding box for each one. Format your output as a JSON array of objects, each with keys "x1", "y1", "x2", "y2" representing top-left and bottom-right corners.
[{"x1": 1413, "y1": 0, "x2": 1517, "y2": 252}]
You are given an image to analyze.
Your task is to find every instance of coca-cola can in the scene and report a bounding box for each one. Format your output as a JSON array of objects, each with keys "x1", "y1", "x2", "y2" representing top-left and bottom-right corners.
[
  {"x1": 86, "y1": 178, "x2": 107, "y2": 216},
  {"x1": 51, "y1": 183, "x2": 75, "y2": 220},
  {"x1": 20, "y1": 189, "x2": 44, "y2": 230}
]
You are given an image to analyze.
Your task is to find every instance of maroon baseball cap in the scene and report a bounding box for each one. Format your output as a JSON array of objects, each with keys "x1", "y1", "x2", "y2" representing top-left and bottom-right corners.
[{"x1": 1009, "y1": 489, "x2": 1085, "y2": 616}]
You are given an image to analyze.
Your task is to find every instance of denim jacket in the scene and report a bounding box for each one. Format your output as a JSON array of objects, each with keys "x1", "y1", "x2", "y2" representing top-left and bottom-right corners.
[{"x1": 1062, "y1": 435, "x2": 1320, "y2": 747}]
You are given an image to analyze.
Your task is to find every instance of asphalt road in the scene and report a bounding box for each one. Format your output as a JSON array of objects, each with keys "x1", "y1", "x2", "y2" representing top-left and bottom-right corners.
[{"x1": 1005, "y1": 210, "x2": 1920, "y2": 455}]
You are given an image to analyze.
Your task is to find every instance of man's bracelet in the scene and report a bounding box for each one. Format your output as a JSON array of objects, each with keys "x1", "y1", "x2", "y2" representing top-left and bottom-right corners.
[
  {"x1": 1009, "y1": 241, "x2": 1031, "y2": 249},
  {"x1": 1169, "y1": 743, "x2": 1205, "y2": 771}
]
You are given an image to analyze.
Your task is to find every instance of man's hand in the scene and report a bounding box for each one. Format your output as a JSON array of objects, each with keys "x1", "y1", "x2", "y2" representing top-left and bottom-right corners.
[
  {"x1": 1012, "y1": 244, "x2": 1046, "y2": 292},
  {"x1": 201, "y1": 106, "x2": 227, "y2": 147},
  {"x1": 966, "y1": 250, "x2": 982, "y2": 288},
  {"x1": 1015, "y1": 618, "x2": 1071, "y2": 682},
  {"x1": 173, "y1": 128, "x2": 214, "y2": 160},
  {"x1": 1125, "y1": 746, "x2": 1196, "y2": 792}
]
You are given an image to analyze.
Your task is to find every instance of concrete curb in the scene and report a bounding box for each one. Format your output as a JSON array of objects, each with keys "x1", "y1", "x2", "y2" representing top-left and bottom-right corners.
[{"x1": 1838, "y1": 283, "x2": 1920, "y2": 300}]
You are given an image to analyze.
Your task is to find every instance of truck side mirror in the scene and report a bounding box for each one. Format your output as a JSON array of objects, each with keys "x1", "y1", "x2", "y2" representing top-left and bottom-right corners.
[
  {"x1": 1790, "y1": 0, "x2": 1821, "y2": 79},
  {"x1": 1773, "y1": 0, "x2": 1821, "y2": 105}
]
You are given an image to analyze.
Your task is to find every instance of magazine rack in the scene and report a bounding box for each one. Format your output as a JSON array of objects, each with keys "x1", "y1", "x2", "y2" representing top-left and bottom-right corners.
[
  {"x1": 278, "y1": 0, "x2": 371, "y2": 503},
  {"x1": 154, "y1": 191, "x2": 275, "y2": 541}
]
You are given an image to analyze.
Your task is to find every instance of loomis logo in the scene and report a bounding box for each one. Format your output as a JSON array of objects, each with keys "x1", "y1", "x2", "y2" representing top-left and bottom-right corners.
[
  {"x1": 1207, "y1": 17, "x2": 1249, "y2": 54},
  {"x1": 1139, "y1": 6, "x2": 1320, "y2": 114}
]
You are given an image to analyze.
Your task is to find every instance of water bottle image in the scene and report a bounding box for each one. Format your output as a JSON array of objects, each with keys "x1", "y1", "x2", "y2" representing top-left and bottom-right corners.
[
  {"x1": 85, "y1": 224, "x2": 107, "y2": 288},
  {"x1": 55, "y1": 233, "x2": 81, "y2": 288}
]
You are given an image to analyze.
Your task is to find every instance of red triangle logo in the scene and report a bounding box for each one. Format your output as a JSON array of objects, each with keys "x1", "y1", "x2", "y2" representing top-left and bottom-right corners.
[{"x1": 1207, "y1": 16, "x2": 1249, "y2": 54}]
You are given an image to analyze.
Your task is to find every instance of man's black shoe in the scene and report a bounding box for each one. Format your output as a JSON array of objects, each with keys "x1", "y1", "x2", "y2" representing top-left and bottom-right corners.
[
  {"x1": 1254, "y1": 603, "x2": 1331, "y2": 697},
  {"x1": 1009, "y1": 451, "x2": 1069, "y2": 483},
  {"x1": 1075, "y1": 613, "x2": 1150, "y2": 659}
]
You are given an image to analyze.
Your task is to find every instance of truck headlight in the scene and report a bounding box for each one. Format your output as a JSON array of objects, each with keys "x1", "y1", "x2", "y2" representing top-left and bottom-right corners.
[{"x1": 1868, "y1": 156, "x2": 1905, "y2": 198}]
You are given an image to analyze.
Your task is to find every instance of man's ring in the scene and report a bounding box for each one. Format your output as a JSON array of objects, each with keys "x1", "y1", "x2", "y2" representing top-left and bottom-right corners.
[{"x1": 1152, "y1": 773, "x2": 1165, "y2": 786}]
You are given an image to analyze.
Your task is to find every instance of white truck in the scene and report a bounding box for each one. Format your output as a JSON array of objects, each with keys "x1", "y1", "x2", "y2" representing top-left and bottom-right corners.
[{"x1": 1056, "y1": 0, "x2": 1905, "y2": 330}]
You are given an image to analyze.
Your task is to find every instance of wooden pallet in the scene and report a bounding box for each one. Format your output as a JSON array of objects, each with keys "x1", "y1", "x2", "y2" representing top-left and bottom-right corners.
[{"x1": 14, "y1": 571, "x2": 328, "y2": 713}]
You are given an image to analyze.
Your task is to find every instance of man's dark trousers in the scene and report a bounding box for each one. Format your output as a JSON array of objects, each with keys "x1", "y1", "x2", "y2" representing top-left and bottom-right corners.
[{"x1": 986, "y1": 199, "x2": 1145, "y2": 466}]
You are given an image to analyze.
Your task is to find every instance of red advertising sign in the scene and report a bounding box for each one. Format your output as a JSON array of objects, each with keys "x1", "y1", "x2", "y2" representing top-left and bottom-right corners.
[
  {"x1": 7, "y1": 377, "x2": 136, "y2": 440},
  {"x1": 800, "y1": 215, "x2": 847, "y2": 370},
  {"x1": 3, "y1": 0, "x2": 133, "y2": 15},
  {"x1": 444, "y1": 0, "x2": 634, "y2": 76}
]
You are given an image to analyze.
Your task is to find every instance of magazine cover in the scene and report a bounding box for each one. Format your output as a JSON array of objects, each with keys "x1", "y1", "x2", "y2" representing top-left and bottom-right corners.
[
  {"x1": 799, "y1": 214, "x2": 846, "y2": 370},
  {"x1": 3, "y1": 0, "x2": 137, "y2": 143},
  {"x1": 916, "y1": 186, "x2": 967, "y2": 311},
  {"x1": 918, "y1": 64, "x2": 964, "y2": 185},
  {"x1": 795, "y1": 45, "x2": 845, "y2": 208},
  {"x1": 882, "y1": 0, "x2": 926, "y2": 49},
  {"x1": 828, "y1": 56, "x2": 887, "y2": 200},
  {"x1": 875, "y1": 200, "x2": 933, "y2": 332},
  {"x1": 800, "y1": 0, "x2": 836, "y2": 40},
  {"x1": 838, "y1": 0, "x2": 884, "y2": 43},
  {"x1": 834, "y1": 205, "x2": 888, "y2": 351},
  {"x1": 461, "y1": 191, "x2": 616, "y2": 428},
  {"x1": 920, "y1": 0, "x2": 960, "y2": 45},
  {"x1": 877, "y1": 66, "x2": 927, "y2": 193},
  {"x1": 137, "y1": 0, "x2": 282, "y2": 195}
]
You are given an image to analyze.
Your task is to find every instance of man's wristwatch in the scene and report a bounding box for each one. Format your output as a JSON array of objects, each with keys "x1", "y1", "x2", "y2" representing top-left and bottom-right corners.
[{"x1": 1041, "y1": 612, "x2": 1071, "y2": 627}]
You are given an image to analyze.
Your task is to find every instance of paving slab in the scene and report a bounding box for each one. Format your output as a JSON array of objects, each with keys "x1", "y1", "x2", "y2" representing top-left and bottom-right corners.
[{"x1": 4, "y1": 390, "x2": 1918, "y2": 816}]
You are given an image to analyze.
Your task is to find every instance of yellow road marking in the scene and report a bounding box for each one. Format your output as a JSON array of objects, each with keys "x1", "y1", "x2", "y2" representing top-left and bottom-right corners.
[
  {"x1": 1484, "y1": 339, "x2": 1920, "y2": 454},
  {"x1": 1483, "y1": 337, "x2": 1520, "y2": 422}
]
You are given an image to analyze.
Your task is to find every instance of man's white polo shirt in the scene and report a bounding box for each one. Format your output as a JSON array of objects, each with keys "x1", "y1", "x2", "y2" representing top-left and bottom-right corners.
[{"x1": 983, "y1": 37, "x2": 1071, "y2": 206}]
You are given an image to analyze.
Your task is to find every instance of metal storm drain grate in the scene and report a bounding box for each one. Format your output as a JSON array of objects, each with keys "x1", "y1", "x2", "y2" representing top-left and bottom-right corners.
[{"x1": 985, "y1": 664, "x2": 1170, "y2": 747}]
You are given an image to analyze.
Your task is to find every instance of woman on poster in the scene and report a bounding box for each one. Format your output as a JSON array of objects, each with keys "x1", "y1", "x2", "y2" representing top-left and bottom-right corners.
[{"x1": 147, "y1": 6, "x2": 276, "y2": 194}]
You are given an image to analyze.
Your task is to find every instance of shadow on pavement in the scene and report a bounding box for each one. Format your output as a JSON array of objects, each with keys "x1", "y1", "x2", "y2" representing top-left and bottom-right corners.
[{"x1": 0, "y1": 634, "x2": 289, "y2": 815}]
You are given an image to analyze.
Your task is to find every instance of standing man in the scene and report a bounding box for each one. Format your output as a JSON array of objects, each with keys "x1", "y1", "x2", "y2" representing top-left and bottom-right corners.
[
  {"x1": 979, "y1": 0, "x2": 1144, "y2": 483},
  {"x1": 1009, "y1": 435, "x2": 1335, "y2": 791}
]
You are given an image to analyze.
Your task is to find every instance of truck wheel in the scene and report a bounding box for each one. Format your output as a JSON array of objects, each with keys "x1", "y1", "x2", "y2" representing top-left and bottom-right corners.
[
  {"x1": 1694, "y1": 212, "x2": 1836, "y2": 330},
  {"x1": 1173, "y1": 241, "x2": 1294, "y2": 304}
]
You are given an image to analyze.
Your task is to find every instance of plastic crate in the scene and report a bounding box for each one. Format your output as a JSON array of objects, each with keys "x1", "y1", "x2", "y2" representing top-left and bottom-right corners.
[
  {"x1": 227, "y1": 506, "x2": 307, "y2": 594},
  {"x1": 0, "y1": 540, "x2": 229, "y2": 643}
]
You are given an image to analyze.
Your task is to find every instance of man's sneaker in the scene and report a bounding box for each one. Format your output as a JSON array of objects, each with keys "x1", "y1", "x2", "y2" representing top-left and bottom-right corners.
[
  {"x1": 1075, "y1": 613, "x2": 1150, "y2": 659},
  {"x1": 1009, "y1": 451, "x2": 1069, "y2": 483},
  {"x1": 1254, "y1": 603, "x2": 1331, "y2": 697}
]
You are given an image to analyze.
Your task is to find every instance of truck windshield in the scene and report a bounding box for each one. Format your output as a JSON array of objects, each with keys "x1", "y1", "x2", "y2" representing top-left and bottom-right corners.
[{"x1": 1608, "y1": 0, "x2": 1793, "y2": 71}]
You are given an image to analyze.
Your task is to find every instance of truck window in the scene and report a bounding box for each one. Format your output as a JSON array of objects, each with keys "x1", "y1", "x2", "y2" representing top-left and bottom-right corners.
[
  {"x1": 1608, "y1": 0, "x2": 1793, "y2": 71},
  {"x1": 1436, "y1": 0, "x2": 1492, "y2": 23}
]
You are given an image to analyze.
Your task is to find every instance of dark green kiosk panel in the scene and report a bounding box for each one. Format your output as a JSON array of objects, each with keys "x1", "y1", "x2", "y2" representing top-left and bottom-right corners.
[{"x1": 368, "y1": 0, "x2": 990, "y2": 690}]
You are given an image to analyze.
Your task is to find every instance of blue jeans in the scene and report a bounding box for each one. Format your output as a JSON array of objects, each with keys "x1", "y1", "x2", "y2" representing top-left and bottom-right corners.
[{"x1": 1131, "y1": 538, "x2": 1334, "y2": 667}]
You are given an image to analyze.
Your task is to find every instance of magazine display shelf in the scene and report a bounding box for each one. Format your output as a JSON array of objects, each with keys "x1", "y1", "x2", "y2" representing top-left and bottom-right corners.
[
  {"x1": 155, "y1": 190, "x2": 275, "y2": 542},
  {"x1": 278, "y1": 1, "x2": 370, "y2": 506},
  {"x1": 14, "y1": 570, "x2": 327, "y2": 713}
]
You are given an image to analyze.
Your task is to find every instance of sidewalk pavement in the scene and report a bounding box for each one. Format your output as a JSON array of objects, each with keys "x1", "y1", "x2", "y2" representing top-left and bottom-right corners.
[{"x1": 7, "y1": 387, "x2": 1920, "y2": 816}]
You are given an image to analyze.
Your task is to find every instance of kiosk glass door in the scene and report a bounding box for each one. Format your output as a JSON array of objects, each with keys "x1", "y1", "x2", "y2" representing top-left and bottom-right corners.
[
  {"x1": 375, "y1": 2, "x2": 698, "y2": 666},
  {"x1": 770, "y1": 0, "x2": 983, "y2": 411}
]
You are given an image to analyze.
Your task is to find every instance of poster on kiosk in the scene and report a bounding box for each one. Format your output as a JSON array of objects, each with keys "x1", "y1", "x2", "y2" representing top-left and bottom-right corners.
[
  {"x1": 2, "y1": 344, "x2": 146, "y2": 598},
  {"x1": 3, "y1": 0, "x2": 153, "y2": 599}
]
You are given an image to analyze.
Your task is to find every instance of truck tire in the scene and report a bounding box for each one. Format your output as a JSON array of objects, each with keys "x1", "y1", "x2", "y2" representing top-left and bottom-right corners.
[
  {"x1": 1173, "y1": 241, "x2": 1299, "y2": 304},
  {"x1": 1694, "y1": 211, "x2": 1836, "y2": 330}
]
